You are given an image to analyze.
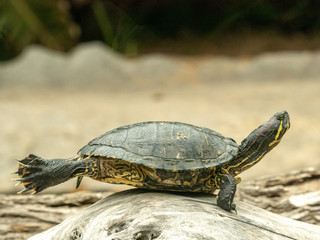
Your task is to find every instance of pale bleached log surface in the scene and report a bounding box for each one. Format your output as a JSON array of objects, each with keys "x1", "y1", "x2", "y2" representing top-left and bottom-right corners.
[
  {"x1": 29, "y1": 189, "x2": 320, "y2": 240},
  {"x1": 1, "y1": 168, "x2": 320, "y2": 240}
]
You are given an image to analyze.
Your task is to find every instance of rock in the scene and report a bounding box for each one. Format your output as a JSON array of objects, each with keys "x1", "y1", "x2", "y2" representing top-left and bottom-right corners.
[
  {"x1": 1, "y1": 43, "x2": 319, "y2": 89},
  {"x1": 0, "y1": 42, "x2": 183, "y2": 90},
  {"x1": 65, "y1": 42, "x2": 132, "y2": 89},
  {"x1": 198, "y1": 51, "x2": 320, "y2": 82},
  {"x1": 0, "y1": 46, "x2": 66, "y2": 88},
  {"x1": 0, "y1": 42, "x2": 131, "y2": 89}
]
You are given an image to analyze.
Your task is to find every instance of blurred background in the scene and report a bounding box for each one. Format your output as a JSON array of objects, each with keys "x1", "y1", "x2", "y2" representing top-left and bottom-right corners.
[{"x1": 0, "y1": 0, "x2": 319, "y2": 194}]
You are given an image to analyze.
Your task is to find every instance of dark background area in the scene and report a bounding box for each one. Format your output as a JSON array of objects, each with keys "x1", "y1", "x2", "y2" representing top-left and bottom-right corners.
[{"x1": 1, "y1": 0, "x2": 320, "y2": 60}]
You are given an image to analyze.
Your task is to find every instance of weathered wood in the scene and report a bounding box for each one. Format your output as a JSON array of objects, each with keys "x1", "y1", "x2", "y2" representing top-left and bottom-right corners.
[
  {"x1": 237, "y1": 168, "x2": 320, "y2": 225},
  {"x1": 1, "y1": 168, "x2": 320, "y2": 239},
  {"x1": 29, "y1": 189, "x2": 320, "y2": 240},
  {"x1": 0, "y1": 192, "x2": 112, "y2": 240}
]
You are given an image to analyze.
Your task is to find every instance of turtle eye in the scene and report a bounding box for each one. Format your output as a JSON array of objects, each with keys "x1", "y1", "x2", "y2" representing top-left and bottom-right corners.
[{"x1": 277, "y1": 114, "x2": 285, "y2": 120}]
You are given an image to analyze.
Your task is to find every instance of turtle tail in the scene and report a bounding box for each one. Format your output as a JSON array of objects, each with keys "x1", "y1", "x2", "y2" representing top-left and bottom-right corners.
[{"x1": 14, "y1": 154, "x2": 96, "y2": 194}]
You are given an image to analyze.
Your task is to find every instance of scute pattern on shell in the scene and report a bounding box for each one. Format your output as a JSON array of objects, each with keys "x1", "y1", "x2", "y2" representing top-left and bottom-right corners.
[{"x1": 78, "y1": 122, "x2": 238, "y2": 170}]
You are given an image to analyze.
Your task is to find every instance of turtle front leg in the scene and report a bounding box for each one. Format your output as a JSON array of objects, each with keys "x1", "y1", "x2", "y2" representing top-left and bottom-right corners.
[{"x1": 215, "y1": 172, "x2": 237, "y2": 212}]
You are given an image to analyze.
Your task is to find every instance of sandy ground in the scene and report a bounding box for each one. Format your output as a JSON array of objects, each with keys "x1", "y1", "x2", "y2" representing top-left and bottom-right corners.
[{"x1": 1, "y1": 76, "x2": 319, "y2": 193}]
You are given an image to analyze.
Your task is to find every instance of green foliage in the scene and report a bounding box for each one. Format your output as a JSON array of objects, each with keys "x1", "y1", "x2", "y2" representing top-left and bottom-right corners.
[
  {"x1": 0, "y1": 0, "x2": 319, "y2": 60},
  {"x1": 92, "y1": 2, "x2": 142, "y2": 55},
  {"x1": 0, "y1": 0, "x2": 76, "y2": 60}
]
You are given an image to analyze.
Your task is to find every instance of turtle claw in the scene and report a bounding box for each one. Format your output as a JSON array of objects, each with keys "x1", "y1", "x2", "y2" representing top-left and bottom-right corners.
[
  {"x1": 76, "y1": 176, "x2": 83, "y2": 189},
  {"x1": 15, "y1": 181, "x2": 22, "y2": 187},
  {"x1": 17, "y1": 188, "x2": 30, "y2": 194},
  {"x1": 17, "y1": 184, "x2": 40, "y2": 195},
  {"x1": 230, "y1": 203, "x2": 237, "y2": 214},
  {"x1": 17, "y1": 160, "x2": 30, "y2": 167},
  {"x1": 11, "y1": 177, "x2": 25, "y2": 182}
]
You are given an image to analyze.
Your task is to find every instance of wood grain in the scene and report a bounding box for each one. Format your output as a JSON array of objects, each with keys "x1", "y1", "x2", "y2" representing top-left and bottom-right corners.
[{"x1": 1, "y1": 168, "x2": 320, "y2": 239}]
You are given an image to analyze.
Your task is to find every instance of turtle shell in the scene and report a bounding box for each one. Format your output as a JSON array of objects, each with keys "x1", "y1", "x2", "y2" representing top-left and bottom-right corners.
[{"x1": 78, "y1": 122, "x2": 238, "y2": 171}]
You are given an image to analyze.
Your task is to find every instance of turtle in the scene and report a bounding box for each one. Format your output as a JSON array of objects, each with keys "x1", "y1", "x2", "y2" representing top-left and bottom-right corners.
[{"x1": 15, "y1": 111, "x2": 290, "y2": 212}]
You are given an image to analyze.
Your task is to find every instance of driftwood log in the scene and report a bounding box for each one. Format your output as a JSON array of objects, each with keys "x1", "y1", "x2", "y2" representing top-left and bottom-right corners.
[
  {"x1": 1, "y1": 168, "x2": 320, "y2": 240},
  {"x1": 29, "y1": 189, "x2": 320, "y2": 240}
]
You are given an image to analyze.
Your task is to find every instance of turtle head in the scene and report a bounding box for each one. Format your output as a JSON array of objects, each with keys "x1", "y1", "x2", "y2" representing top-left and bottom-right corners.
[{"x1": 230, "y1": 111, "x2": 290, "y2": 175}]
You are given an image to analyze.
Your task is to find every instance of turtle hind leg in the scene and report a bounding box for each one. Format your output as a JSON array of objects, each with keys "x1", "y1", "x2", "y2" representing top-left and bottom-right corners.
[{"x1": 15, "y1": 154, "x2": 85, "y2": 194}]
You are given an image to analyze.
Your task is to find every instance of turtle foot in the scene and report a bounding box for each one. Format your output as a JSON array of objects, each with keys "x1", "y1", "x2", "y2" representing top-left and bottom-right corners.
[
  {"x1": 217, "y1": 196, "x2": 237, "y2": 212},
  {"x1": 15, "y1": 154, "x2": 78, "y2": 194},
  {"x1": 15, "y1": 154, "x2": 48, "y2": 194}
]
